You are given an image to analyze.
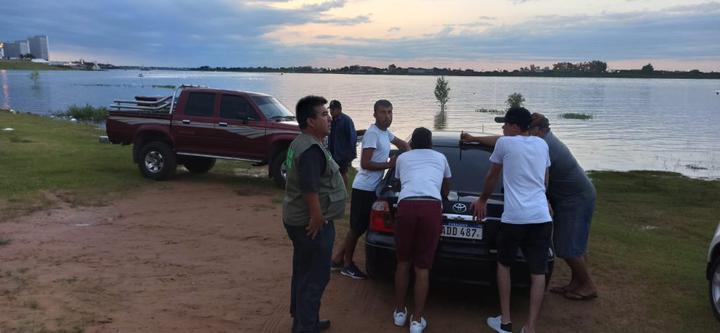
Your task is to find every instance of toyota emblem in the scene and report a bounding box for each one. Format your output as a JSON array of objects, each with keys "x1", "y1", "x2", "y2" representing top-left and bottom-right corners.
[{"x1": 452, "y1": 203, "x2": 467, "y2": 213}]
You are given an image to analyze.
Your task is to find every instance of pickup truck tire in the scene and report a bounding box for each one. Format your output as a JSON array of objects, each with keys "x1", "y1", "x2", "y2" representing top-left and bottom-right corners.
[
  {"x1": 270, "y1": 148, "x2": 288, "y2": 188},
  {"x1": 184, "y1": 157, "x2": 216, "y2": 174},
  {"x1": 138, "y1": 141, "x2": 176, "y2": 180}
]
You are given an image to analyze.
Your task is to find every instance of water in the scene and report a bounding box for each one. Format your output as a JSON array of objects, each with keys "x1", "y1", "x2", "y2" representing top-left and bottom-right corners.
[{"x1": 2, "y1": 69, "x2": 719, "y2": 179}]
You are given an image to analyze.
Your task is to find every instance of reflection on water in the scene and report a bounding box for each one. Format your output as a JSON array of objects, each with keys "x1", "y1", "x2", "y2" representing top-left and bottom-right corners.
[
  {"x1": 1, "y1": 70, "x2": 9, "y2": 109},
  {"x1": 434, "y1": 110, "x2": 447, "y2": 130},
  {"x1": 1, "y1": 70, "x2": 719, "y2": 179}
]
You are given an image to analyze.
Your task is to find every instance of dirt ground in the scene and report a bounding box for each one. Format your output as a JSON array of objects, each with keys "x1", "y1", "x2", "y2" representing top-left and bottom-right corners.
[{"x1": 0, "y1": 181, "x2": 637, "y2": 332}]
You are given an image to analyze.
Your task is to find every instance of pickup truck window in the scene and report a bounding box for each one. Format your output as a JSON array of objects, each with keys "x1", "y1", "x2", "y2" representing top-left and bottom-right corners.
[
  {"x1": 251, "y1": 96, "x2": 295, "y2": 120},
  {"x1": 220, "y1": 95, "x2": 258, "y2": 120},
  {"x1": 185, "y1": 92, "x2": 216, "y2": 117}
]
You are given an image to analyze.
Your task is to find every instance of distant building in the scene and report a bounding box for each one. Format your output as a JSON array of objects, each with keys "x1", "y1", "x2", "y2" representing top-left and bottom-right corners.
[
  {"x1": 0, "y1": 44, "x2": 4, "y2": 59},
  {"x1": 2, "y1": 40, "x2": 30, "y2": 59},
  {"x1": 28, "y1": 35, "x2": 49, "y2": 60}
]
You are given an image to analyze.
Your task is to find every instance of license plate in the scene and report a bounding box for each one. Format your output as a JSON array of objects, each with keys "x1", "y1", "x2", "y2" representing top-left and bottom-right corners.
[{"x1": 442, "y1": 224, "x2": 482, "y2": 240}]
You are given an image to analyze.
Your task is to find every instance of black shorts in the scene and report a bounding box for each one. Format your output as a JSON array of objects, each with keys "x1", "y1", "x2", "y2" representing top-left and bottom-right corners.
[
  {"x1": 497, "y1": 222, "x2": 552, "y2": 275},
  {"x1": 349, "y1": 189, "x2": 377, "y2": 235}
]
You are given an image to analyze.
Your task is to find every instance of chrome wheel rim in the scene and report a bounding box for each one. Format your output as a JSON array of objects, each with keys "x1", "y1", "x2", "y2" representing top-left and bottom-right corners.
[
  {"x1": 713, "y1": 264, "x2": 720, "y2": 314},
  {"x1": 144, "y1": 151, "x2": 164, "y2": 173},
  {"x1": 280, "y1": 160, "x2": 288, "y2": 182}
]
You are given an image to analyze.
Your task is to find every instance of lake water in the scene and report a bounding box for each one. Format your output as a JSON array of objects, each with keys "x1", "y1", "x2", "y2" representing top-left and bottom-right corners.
[{"x1": 2, "y1": 69, "x2": 719, "y2": 179}]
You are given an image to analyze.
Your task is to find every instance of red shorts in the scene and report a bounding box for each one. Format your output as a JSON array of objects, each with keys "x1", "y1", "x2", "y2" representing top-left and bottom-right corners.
[{"x1": 394, "y1": 199, "x2": 443, "y2": 269}]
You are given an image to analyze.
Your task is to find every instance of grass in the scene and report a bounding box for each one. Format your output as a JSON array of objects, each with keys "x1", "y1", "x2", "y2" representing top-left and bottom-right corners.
[
  {"x1": 57, "y1": 104, "x2": 109, "y2": 122},
  {"x1": 0, "y1": 60, "x2": 67, "y2": 70},
  {"x1": 587, "y1": 170, "x2": 720, "y2": 332},
  {"x1": 560, "y1": 112, "x2": 593, "y2": 120},
  {"x1": 0, "y1": 112, "x2": 270, "y2": 219}
]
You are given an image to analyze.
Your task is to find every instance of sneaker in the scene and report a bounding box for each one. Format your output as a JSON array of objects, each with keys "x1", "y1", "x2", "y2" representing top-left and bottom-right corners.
[
  {"x1": 486, "y1": 315, "x2": 512, "y2": 333},
  {"x1": 409, "y1": 316, "x2": 427, "y2": 333},
  {"x1": 330, "y1": 261, "x2": 343, "y2": 272},
  {"x1": 340, "y1": 263, "x2": 368, "y2": 280},
  {"x1": 393, "y1": 307, "x2": 407, "y2": 326}
]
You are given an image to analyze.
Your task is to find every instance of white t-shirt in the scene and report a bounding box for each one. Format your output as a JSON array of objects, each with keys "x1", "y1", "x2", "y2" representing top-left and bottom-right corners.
[
  {"x1": 489, "y1": 135, "x2": 552, "y2": 224},
  {"x1": 395, "y1": 149, "x2": 452, "y2": 201},
  {"x1": 352, "y1": 124, "x2": 395, "y2": 191}
]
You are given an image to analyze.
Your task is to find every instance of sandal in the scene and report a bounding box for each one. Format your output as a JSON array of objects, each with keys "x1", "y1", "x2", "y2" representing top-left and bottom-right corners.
[
  {"x1": 563, "y1": 290, "x2": 598, "y2": 301},
  {"x1": 549, "y1": 286, "x2": 570, "y2": 294}
]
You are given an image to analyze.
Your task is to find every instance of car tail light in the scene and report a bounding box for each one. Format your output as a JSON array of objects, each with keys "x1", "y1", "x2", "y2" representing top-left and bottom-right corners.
[{"x1": 369, "y1": 200, "x2": 394, "y2": 233}]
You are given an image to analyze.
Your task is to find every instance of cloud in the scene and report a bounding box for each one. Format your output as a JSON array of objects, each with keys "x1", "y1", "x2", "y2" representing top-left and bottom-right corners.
[
  {"x1": 317, "y1": 14, "x2": 371, "y2": 25},
  {"x1": 0, "y1": 0, "x2": 351, "y2": 65},
  {"x1": 300, "y1": 2, "x2": 720, "y2": 66},
  {"x1": 388, "y1": 26, "x2": 401, "y2": 32}
]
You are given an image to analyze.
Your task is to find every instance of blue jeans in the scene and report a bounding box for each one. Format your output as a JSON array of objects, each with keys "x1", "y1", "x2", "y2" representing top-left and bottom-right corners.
[{"x1": 285, "y1": 221, "x2": 335, "y2": 333}]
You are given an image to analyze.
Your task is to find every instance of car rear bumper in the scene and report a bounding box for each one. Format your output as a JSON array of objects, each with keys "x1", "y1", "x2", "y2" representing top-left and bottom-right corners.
[{"x1": 366, "y1": 232, "x2": 554, "y2": 287}]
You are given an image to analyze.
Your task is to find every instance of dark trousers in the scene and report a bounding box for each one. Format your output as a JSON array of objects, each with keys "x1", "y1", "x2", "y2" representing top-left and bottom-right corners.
[{"x1": 285, "y1": 221, "x2": 335, "y2": 333}]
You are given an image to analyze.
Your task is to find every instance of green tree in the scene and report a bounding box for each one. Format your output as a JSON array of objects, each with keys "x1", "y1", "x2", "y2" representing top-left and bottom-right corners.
[
  {"x1": 29, "y1": 70, "x2": 40, "y2": 86},
  {"x1": 641, "y1": 63, "x2": 654, "y2": 73},
  {"x1": 506, "y1": 92, "x2": 525, "y2": 108},
  {"x1": 434, "y1": 76, "x2": 450, "y2": 112}
]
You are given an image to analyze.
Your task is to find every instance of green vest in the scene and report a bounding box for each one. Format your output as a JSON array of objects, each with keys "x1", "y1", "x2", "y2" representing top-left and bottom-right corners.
[{"x1": 283, "y1": 133, "x2": 347, "y2": 226}]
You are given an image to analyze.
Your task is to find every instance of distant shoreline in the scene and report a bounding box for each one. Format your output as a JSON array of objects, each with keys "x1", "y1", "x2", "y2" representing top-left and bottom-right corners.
[{"x1": 2, "y1": 62, "x2": 719, "y2": 80}]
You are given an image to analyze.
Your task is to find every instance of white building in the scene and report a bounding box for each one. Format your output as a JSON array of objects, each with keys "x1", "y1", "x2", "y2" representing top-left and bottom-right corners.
[
  {"x1": 28, "y1": 35, "x2": 49, "y2": 60},
  {"x1": 0, "y1": 44, "x2": 4, "y2": 59},
  {"x1": 2, "y1": 40, "x2": 29, "y2": 59}
]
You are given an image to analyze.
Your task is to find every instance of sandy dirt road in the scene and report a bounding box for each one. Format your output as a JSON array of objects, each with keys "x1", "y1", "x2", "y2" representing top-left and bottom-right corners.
[{"x1": 0, "y1": 181, "x2": 637, "y2": 332}]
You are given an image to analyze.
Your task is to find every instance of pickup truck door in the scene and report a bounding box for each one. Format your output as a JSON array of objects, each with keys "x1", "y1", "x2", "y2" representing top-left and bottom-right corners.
[
  {"x1": 216, "y1": 94, "x2": 266, "y2": 159},
  {"x1": 172, "y1": 91, "x2": 223, "y2": 155}
]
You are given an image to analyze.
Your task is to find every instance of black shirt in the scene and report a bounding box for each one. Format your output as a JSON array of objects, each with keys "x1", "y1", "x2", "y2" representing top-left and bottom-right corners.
[{"x1": 298, "y1": 145, "x2": 327, "y2": 193}]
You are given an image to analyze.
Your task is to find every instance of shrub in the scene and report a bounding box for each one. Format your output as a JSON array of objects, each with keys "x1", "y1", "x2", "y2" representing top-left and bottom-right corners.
[{"x1": 62, "y1": 104, "x2": 109, "y2": 122}]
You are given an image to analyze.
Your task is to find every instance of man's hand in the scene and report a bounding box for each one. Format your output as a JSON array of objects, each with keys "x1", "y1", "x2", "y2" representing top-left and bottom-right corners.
[
  {"x1": 460, "y1": 132, "x2": 473, "y2": 142},
  {"x1": 473, "y1": 198, "x2": 487, "y2": 222},
  {"x1": 306, "y1": 215, "x2": 325, "y2": 239},
  {"x1": 388, "y1": 154, "x2": 398, "y2": 168}
]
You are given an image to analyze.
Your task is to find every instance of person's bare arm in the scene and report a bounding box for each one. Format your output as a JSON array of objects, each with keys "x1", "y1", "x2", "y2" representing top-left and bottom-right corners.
[
  {"x1": 474, "y1": 163, "x2": 502, "y2": 221},
  {"x1": 460, "y1": 133, "x2": 500, "y2": 147},
  {"x1": 391, "y1": 137, "x2": 411, "y2": 151},
  {"x1": 359, "y1": 148, "x2": 394, "y2": 170},
  {"x1": 545, "y1": 168, "x2": 553, "y2": 217},
  {"x1": 304, "y1": 193, "x2": 325, "y2": 239},
  {"x1": 441, "y1": 177, "x2": 450, "y2": 200}
]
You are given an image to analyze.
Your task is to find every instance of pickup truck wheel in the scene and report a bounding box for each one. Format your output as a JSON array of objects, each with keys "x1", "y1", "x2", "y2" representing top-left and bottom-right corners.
[
  {"x1": 184, "y1": 157, "x2": 216, "y2": 174},
  {"x1": 270, "y1": 148, "x2": 288, "y2": 188},
  {"x1": 138, "y1": 141, "x2": 176, "y2": 180}
]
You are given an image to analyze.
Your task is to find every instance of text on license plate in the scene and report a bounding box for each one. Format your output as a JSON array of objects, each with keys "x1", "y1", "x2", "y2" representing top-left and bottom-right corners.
[{"x1": 442, "y1": 224, "x2": 482, "y2": 240}]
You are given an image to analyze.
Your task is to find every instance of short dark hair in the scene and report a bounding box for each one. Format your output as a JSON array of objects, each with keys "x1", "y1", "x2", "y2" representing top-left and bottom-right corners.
[
  {"x1": 410, "y1": 127, "x2": 432, "y2": 149},
  {"x1": 296, "y1": 95, "x2": 327, "y2": 129},
  {"x1": 329, "y1": 100, "x2": 342, "y2": 110},
  {"x1": 373, "y1": 99, "x2": 392, "y2": 112}
]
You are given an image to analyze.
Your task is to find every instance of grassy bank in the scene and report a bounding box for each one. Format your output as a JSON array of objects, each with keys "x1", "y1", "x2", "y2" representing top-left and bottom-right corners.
[
  {"x1": 587, "y1": 170, "x2": 720, "y2": 332},
  {"x1": 0, "y1": 113, "x2": 718, "y2": 330},
  {"x1": 0, "y1": 112, "x2": 265, "y2": 219},
  {"x1": 0, "y1": 60, "x2": 67, "y2": 70}
]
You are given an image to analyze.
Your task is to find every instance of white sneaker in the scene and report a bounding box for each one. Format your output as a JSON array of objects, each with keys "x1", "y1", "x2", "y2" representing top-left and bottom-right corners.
[
  {"x1": 486, "y1": 315, "x2": 512, "y2": 333},
  {"x1": 393, "y1": 307, "x2": 407, "y2": 326},
  {"x1": 409, "y1": 316, "x2": 427, "y2": 333}
]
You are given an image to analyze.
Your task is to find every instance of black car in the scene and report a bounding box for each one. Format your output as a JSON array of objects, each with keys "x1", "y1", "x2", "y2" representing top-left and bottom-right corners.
[{"x1": 364, "y1": 131, "x2": 554, "y2": 286}]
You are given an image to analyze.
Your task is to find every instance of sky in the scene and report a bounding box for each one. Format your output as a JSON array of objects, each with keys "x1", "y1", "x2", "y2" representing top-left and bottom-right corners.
[{"x1": 1, "y1": 0, "x2": 719, "y2": 71}]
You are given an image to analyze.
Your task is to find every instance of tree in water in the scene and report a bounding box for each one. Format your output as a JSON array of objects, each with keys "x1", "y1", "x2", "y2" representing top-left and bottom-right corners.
[
  {"x1": 434, "y1": 76, "x2": 450, "y2": 112},
  {"x1": 506, "y1": 92, "x2": 525, "y2": 108},
  {"x1": 29, "y1": 70, "x2": 40, "y2": 88}
]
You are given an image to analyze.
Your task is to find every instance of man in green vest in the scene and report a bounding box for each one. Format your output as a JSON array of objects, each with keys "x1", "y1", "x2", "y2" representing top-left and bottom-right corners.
[{"x1": 283, "y1": 95, "x2": 346, "y2": 333}]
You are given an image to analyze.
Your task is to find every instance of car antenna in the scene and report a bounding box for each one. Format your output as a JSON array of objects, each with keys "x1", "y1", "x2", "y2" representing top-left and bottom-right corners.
[{"x1": 459, "y1": 130, "x2": 463, "y2": 161}]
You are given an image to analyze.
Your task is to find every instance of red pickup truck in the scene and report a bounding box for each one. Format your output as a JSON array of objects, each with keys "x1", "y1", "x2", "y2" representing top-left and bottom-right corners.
[{"x1": 105, "y1": 85, "x2": 299, "y2": 187}]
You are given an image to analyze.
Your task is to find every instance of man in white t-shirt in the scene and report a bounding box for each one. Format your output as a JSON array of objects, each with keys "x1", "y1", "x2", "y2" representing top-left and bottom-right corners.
[
  {"x1": 331, "y1": 99, "x2": 410, "y2": 280},
  {"x1": 474, "y1": 107, "x2": 552, "y2": 333},
  {"x1": 391, "y1": 127, "x2": 450, "y2": 333}
]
